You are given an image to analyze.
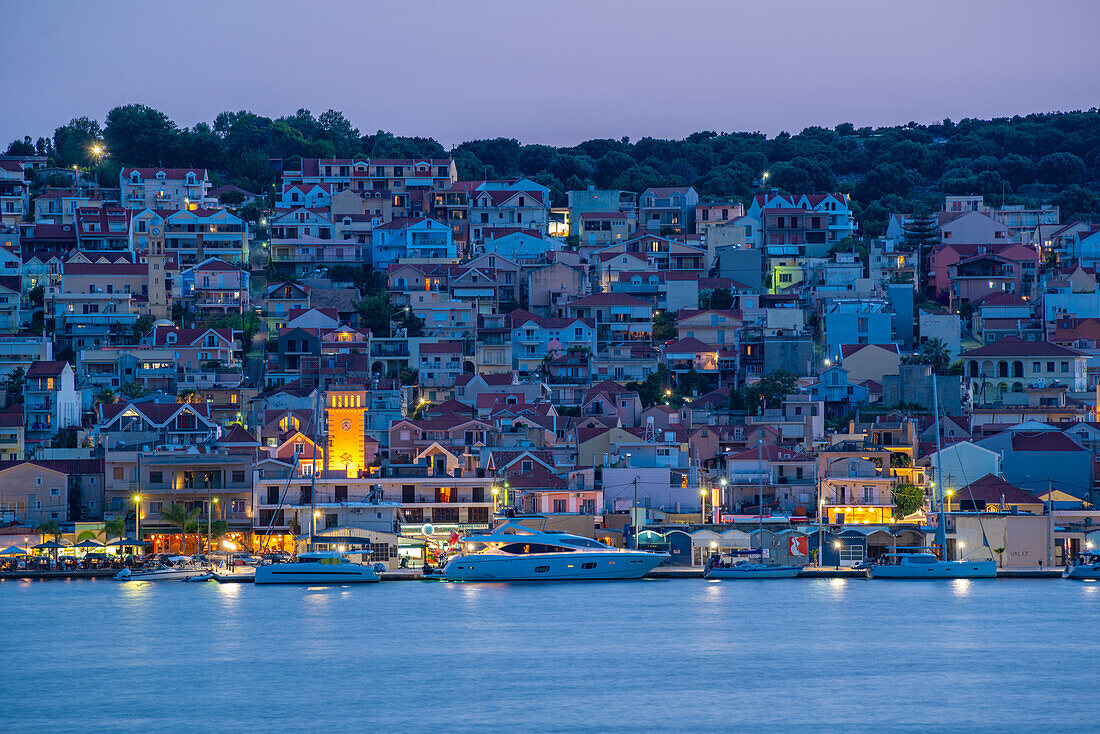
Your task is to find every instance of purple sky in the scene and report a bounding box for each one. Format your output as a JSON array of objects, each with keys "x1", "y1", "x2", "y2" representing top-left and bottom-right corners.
[{"x1": 3, "y1": 0, "x2": 1099, "y2": 148}]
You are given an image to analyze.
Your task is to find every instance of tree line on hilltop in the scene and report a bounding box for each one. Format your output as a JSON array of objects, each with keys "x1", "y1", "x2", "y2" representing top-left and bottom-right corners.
[{"x1": 7, "y1": 103, "x2": 1100, "y2": 233}]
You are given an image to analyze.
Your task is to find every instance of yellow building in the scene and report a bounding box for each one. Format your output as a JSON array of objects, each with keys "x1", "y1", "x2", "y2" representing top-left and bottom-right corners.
[{"x1": 326, "y1": 387, "x2": 367, "y2": 478}]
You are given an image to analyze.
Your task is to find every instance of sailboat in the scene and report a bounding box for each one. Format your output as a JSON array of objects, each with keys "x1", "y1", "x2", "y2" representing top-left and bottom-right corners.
[
  {"x1": 704, "y1": 439, "x2": 801, "y2": 579},
  {"x1": 869, "y1": 373, "x2": 996, "y2": 579},
  {"x1": 255, "y1": 374, "x2": 381, "y2": 585}
]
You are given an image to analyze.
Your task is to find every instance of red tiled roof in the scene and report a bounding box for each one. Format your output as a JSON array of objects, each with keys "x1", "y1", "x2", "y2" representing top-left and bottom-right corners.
[
  {"x1": 27, "y1": 360, "x2": 67, "y2": 377},
  {"x1": 840, "y1": 343, "x2": 900, "y2": 358},
  {"x1": 957, "y1": 474, "x2": 1043, "y2": 505},
  {"x1": 419, "y1": 341, "x2": 463, "y2": 354},
  {"x1": 1010, "y1": 432, "x2": 1085, "y2": 452},
  {"x1": 962, "y1": 336, "x2": 1084, "y2": 359}
]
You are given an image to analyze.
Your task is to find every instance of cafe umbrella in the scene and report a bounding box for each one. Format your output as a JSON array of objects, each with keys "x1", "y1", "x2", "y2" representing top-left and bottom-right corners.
[{"x1": 0, "y1": 545, "x2": 26, "y2": 555}]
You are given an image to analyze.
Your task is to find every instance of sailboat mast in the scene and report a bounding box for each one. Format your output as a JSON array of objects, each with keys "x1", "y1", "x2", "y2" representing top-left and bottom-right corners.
[
  {"x1": 758, "y1": 437, "x2": 764, "y2": 554},
  {"x1": 310, "y1": 335, "x2": 321, "y2": 553},
  {"x1": 931, "y1": 370, "x2": 947, "y2": 555}
]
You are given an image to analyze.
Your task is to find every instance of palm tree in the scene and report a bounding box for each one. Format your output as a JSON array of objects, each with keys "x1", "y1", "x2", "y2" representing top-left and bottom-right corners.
[
  {"x1": 35, "y1": 520, "x2": 61, "y2": 542},
  {"x1": 915, "y1": 338, "x2": 950, "y2": 373},
  {"x1": 206, "y1": 520, "x2": 229, "y2": 553},
  {"x1": 103, "y1": 515, "x2": 128, "y2": 542},
  {"x1": 159, "y1": 504, "x2": 200, "y2": 555}
]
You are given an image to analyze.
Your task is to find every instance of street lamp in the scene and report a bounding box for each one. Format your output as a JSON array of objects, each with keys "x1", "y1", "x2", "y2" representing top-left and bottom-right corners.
[
  {"x1": 700, "y1": 487, "x2": 708, "y2": 524},
  {"x1": 132, "y1": 494, "x2": 142, "y2": 551},
  {"x1": 833, "y1": 540, "x2": 841, "y2": 570},
  {"x1": 492, "y1": 486, "x2": 499, "y2": 514}
]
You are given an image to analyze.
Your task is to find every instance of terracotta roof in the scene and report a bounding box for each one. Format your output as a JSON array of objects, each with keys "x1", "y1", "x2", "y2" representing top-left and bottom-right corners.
[
  {"x1": 419, "y1": 341, "x2": 463, "y2": 354},
  {"x1": 665, "y1": 337, "x2": 713, "y2": 353},
  {"x1": 27, "y1": 360, "x2": 67, "y2": 377},
  {"x1": 956, "y1": 474, "x2": 1043, "y2": 505},
  {"x1": 962, "y1": 336, "x2": 1084, "y2": 359},
  {"x1": 840, "y1": 343, "x2": 900, "y2": 358},
  {"x1": 1010, "y1": 432, "x2": 1085, "y2": 452}
]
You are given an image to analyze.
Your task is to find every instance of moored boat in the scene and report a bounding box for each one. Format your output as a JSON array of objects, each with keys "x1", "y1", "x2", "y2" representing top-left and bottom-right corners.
[
  {"x1": 868, "y1": 547, "x2": 996, "y2": 579},
  {"x1": 704, "y1": 550, "x2": 801, "y2": 579},
  {"x1": 443, "y1": 520, "x2": 668, "y2": 581},
  {"x1": 1063, "y1": 551, "x2": 1100, "y2": 579},
  {"x1": 115, "y1": 557, "x2": 210, "y2": 581},
  {"x1": 253, "y1": 551, "x2": 382, "y2": 584}
]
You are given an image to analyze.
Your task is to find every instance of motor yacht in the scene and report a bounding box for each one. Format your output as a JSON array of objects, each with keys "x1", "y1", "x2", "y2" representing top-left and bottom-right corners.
[
  {"x1": 443, "y1": 520, "x2": 669, "y2": 581},
  {"x1": 253, "y1": 551, "x2": 382, "y2": 584},
  {"x1": 868, "y1": 547, "x2": 996, "y2": 579},
  {"x1": 115, "y1": 557, "x2": 210, "y2": 582},
  {"x1": 704, "y1": 550, "x2": 801, "y2": 579},
  {"x1": 1063, "y1": 551, "x2": 1100, "y2": 580}
]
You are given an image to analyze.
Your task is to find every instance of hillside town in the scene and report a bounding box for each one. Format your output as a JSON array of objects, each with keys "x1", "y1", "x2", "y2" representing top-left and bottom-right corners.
[{"x1": 2, "y1": 148, "x2": 1100, "y2": 571}]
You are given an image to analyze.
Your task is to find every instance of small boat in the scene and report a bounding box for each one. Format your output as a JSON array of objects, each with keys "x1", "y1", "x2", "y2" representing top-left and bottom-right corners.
[
  {"x1": 868, "y1": 547, "x2": 996, "y2": 579},
  {"x1": 115, "y1": 557, "x2": 210, "y2": 582},
  {"x1": 443, "y1": 520, "x2": 668, "y2": 581},
  {"x1": 704, "y1": 550, "x2": 801, "y2": 579},
  {"x1": 253, "y1": 551, "x2": 382, "y2": 584},
  {"x1": 1063, "y1": 551, "x2": 1100, "y2": 579}
]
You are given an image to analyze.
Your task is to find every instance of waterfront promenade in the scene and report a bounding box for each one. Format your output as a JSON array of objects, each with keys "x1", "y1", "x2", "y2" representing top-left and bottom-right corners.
[{"x1": 0, "y1": 566, "x2": 1065, "y2": 581}]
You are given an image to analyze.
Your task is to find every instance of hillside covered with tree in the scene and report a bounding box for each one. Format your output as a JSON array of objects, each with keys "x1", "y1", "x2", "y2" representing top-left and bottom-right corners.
[{"x1": 8, "y1": 104, "x2": 1100, "y2": 232}]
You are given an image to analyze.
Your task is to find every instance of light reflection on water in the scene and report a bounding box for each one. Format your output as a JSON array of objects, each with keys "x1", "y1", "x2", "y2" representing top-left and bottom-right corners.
[{"x1": 1, "y1": 578, "x2": 1098, "y2": 732}]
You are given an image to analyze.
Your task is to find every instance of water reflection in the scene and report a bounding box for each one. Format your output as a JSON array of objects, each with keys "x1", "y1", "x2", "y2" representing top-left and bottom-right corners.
[{"x1": 951, "y1": 578, "x2": 972, "y2": 596}]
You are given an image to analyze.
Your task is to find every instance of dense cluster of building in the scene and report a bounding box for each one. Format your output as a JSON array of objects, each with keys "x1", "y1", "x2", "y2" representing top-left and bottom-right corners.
[{"x1": 3, "y1": 151, "x2": 1100, "y2": 567}]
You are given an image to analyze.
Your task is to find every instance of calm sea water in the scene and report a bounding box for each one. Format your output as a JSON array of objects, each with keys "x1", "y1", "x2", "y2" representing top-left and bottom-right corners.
[{"x1": 1, "y1": 577, "x2": 1098, "y2": 732}]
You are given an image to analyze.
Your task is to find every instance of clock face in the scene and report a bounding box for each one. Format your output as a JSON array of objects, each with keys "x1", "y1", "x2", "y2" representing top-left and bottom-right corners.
[{"x1": 341, "y1": 420, "x2": 351, "y2": 431}]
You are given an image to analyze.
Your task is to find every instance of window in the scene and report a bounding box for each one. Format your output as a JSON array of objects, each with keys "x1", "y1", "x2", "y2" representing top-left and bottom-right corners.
[
  {"x1": 50, "y1": 488, "x2": 60, "y2": 496},
  {"x1": 1047, "y1": 361, "x2": 1055, "y2": 372},
  {"x1": 1061, "y1": 361, "x2": 1070, "y2": 373},
  {"x1": 232, "y1": 499, "x2": 246, "y2": 513},
  {"x1": 149, "y1": 471, "x2": 163, "y2": 484},
  {"x1": 113, "y1": 467, "x2": 123, "y2": 480},
  {"x1": 150, "y1": 501, "x2": 163, "y2": 514}
]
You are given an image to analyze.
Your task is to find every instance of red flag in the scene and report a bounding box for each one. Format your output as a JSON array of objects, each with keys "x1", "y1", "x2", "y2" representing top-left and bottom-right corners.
[{"x1": 449, "y1": 531, "x2": 460, "y2": 545}]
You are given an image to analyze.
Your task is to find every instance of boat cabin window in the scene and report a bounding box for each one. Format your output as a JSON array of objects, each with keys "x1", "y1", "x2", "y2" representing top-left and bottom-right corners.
[
  {"x1": 498, "y1": 542, "x2": 574, "y2": 554},
  {"x1": 557, "y1": 537, "x2": 608, "y2": 549}
]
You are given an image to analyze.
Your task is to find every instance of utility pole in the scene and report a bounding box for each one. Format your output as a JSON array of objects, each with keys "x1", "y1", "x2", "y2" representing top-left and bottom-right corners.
[
  {"x1": 1048, "y1": 478, "x2": 1054, "y2": 567},
  {"x1": 632, "y1": 476, "x2": 639, "y2": 548}
]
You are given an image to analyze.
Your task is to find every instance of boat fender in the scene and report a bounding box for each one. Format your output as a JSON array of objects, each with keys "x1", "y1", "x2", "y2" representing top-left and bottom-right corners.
[{"x1": 372, "y1": 563, "x2": 386, "y2": 575}]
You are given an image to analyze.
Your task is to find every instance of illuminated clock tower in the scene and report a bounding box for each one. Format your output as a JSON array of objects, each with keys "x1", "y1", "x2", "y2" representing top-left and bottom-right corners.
[{"x1": 325, "y1": 387, "x2": 367, "y2": 478}]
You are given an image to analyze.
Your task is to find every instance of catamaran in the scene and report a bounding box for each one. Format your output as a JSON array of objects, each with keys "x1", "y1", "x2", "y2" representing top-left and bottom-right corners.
[{"x1": 444, "y1": 519, "x2": 668, "y2": 581}]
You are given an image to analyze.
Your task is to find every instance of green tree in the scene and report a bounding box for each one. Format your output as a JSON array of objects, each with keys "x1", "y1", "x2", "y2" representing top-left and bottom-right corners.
[
  {"x1": 4, "y1": 366, "x2": 24, "y2": 407},
  {"x1": 653, "y1": 311, "x2": 676, "y2": 343},
  {"x1": 52, "y1": 116, "x2": 102, "y2": 166},
  {"x1": 93, "y1": 388, "x2": 117, "y2": 406},
  {"x1": 913, "y1": 338, "x2": 950, "y2": 373},
  {"x1": 103, "y1": 104, "x2": 180, "y2": 166},
  {"x1": 892, "y1": 483, "x2": 925, "y2": 519},
  {"x1": 132, "y1": 315, "x2": 154, "y2": 340},
  {"x1": 5, "y1": 136, "x2": 35, "y2": 156},
  {"x1": 121, "y1": 381, "x2": 149, "y2": 400},
  {"x1": 104, "y1": 514, "x2": 128, "y2": 542},
  {"x1": 742, "y1": 370, "x2": 799, "y2": 411},
  {"x1": 159, "y1": 503, "x2": 200, "y2": 555},
  {"x1": 35, "y1": 520, "x2": 61, "y2": 542}
]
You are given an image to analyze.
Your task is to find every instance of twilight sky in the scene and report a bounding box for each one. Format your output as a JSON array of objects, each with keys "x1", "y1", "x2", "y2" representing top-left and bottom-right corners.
[{"x1": 3, "y1": 0, "x2": 1099, "y2": 148}]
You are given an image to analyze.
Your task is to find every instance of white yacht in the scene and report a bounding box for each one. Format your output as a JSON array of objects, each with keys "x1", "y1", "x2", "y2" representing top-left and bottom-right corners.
[
  {"x1": 443, "y1": 521, "x2": 669, "y2": 581},
  {"x1": 1063, "y1": 551, "x2": 1100, "y2": 580},
  {"x1": 115, "y1": 557, "x2": 210, "y2": 582},
  {"x1": 868, "y1": 548, "x2": 997, "y2": 579},
  {"x1": 253, "y1": 551, "x2": 382, "y2": 584}
]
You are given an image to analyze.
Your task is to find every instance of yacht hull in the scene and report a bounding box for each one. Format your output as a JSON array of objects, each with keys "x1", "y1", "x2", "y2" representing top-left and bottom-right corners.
[
  {"x1": 444, "y1": 551, "x2": 666, "y2": 581},
  {"x1": 1063, "y1": 563, "x2": 1100, "y2": 580},
  {"x1": 870, "y1": 560, "x2": 996, "y2": 579},
  {"x1": 115, "y1": 568, "x2": 210, "y2": 581},
  {"x1": 254, "y1": 562, "x2": 380, "y2": 584},
  {"x1": 705, "y1": 565, "x2": 802, "y2": 579}
]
